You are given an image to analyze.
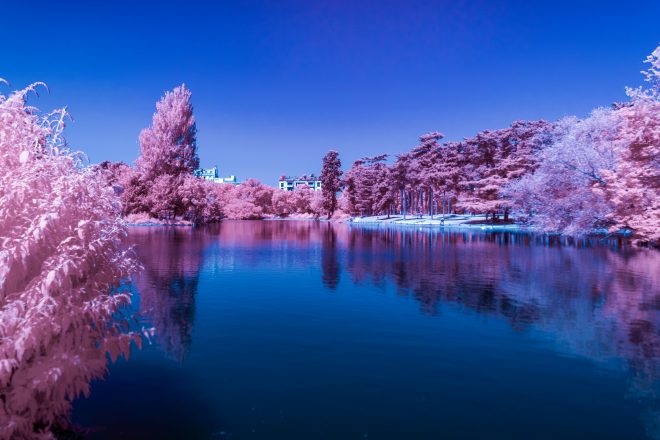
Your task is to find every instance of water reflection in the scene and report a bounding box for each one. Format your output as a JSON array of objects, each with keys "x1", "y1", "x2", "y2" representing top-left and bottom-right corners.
[
  {"x1": 343, "y1": 225, "x2": 660, "y2": 438},
  {"x1": 130, "y1": 226, "x2": 217, "y2": 361},
  {"x1": 87, "y1": 221, "x2": 660, "y2": 438},
  {"x1": 321, "y1": 223, "x2": 340, "y2": 290}
]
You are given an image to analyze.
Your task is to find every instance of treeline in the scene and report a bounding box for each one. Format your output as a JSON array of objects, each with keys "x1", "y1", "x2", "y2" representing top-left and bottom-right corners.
[
  {"x1": 98, "y1": 86, "x2": 340, "y2": 224},
  {"x1": 343, "y1": 121, "x2": 549, "y2": 222},
  {"x1": 104, "y1": 46, "x2": 658, "y2": 245},
  {"x1": 342, "y1": 46, "x2": 659, "y2": 245}
]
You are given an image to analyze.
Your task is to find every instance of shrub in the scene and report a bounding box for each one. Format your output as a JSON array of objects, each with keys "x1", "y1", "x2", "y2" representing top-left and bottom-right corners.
[{"x1": 0, "y1": 83, "x2": 139, "y2": 438}]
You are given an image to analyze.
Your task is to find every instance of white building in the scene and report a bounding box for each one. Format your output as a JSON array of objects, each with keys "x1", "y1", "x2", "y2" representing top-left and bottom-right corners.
[
  {"x1": 278, "y1": 174, "x2": 322, "y2": 191},
  {"x1": 194, "y1": 166, "x2": 240, "y2": 185}
]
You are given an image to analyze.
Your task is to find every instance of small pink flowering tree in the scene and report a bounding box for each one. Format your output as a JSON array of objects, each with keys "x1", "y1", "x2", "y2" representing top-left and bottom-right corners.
[
  {"x1": 223, "y1": 179, "x2": 273, "y2": 220},
  {"x1": 0, "y1": 83, "x2": 139, "y2": 438},
  {"x1": 310, "y1": 189, "x2": 324, "y2": 216},
  {"x1": 272, "y1": 189, "x2": 296, "y2": 217},
  {"x1": 292, "y1": 184, "x2": 314, "y2": 214}
]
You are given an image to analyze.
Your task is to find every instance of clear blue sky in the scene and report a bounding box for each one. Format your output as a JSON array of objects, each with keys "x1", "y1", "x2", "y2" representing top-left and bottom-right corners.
[{"x1": 2, "y1": 0, "x2": 658, "y2": 185}]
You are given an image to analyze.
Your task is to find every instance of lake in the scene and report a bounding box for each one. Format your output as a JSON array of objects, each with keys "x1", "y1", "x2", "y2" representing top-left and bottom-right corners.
[{"x1": 72, "y1": 220, "x2": 660, "y2": 439}]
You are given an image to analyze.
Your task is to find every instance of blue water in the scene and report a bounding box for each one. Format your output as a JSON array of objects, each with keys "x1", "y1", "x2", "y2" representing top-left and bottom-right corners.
[{"x1": 72, "y1": 221, "x2": 660, "y2": 439}]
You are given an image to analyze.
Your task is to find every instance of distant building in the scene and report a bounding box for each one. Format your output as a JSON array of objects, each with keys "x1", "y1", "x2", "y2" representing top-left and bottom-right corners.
[
  {"x1": 194, "y1": 166, "x2": 240, "y2": 185},
  {"x1": 194, "y1": 166, "x2": 219, "y2": 180},
  {"x1": 278, "y1": 174, "x2": 322, "y2": 191}
]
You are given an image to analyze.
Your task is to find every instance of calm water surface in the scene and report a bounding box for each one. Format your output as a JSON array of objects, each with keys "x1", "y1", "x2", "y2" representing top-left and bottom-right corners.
[{"x1": 72, "y1": 221, "x2": 660, "y2": 439}]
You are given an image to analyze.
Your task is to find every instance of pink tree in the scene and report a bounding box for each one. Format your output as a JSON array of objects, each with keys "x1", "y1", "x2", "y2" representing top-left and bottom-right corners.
[
  {"x1": 456, "y1": 121, "x2": 551, "y2": 221},
  {"x1": 336, "y1": 190, "x2": 354, "y2": 218},
  {"x1": 410, "y1": 132, "x2": 444, "y2": 217},
  {"x1": 425, "y1": 141, "x2": 466, "y2": 219},
  {"x1": 506, "y1": 109, "x2": 620, "y2": 234},
  {"x1": 96, "y1": 160, "x2": 133, "y2": 194},
  {"x1": 223, "y1": 179, "x2": 274, "y2": 220},
  {"x1": 292, "y1": 184, "x2": 314, "y2": 214},
  {"x1": 310, "y1": 189, "x2": 324, "y2": 216},
  {"x1": 128, "y1": 84, "x2": 201, "y2": 221},
  {"x1": 177, "y1": 175, "x2": 220, "y2": 224},
  {"x1": 599, "y1": 46, "x2": 660, "y2": 245},
  {"x1": 0, "y1": 83, "x2": 139, "y2": 437},
  {"x1": 272, "y1": 189, "x2": 296, "y2": 217},
  {"x1": 391, "y1": 153, "x2": 412, "y2": 218},
  {"x1": 369, "y1": 159, "x2": 396, "y2": 217},
  {"x1": 149, "y1": 174, "x2": 183, "y2": 219},
  {"x1": 320, "y1": 150, "x2": 343, "y2": 218},
  {"x1": 344, "y1": 155, "x2": 389, "y2": 217},
  {"x1": 136, "y1": 84, "x2": 198, "y2": 179}
]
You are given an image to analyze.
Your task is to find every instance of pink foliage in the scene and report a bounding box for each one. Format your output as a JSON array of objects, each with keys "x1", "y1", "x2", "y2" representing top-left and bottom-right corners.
[
  {"x1": 344, "y1": 155, "x2": 391, "y2": 217},
  {"x1": 93, "y1": 45, "x2": 658, "y2": 243},
  {"x1": 270, "y1": 185, "x2": 324, "y2": 218},
  {"x1": 507, "y1": 45, "x2": 659, "y2": 243},
  {"x1": 119, "y1": 85, "x2": 218, "y2": 224},
  {"x1": 600, "y1": 68, "x2": 660, "y2": 244},
  {"x1": 319, "y1": 150, "x2": 343, "y2": 218},
  {"x1": 310, "y1": 189, "x2": 324, "y2": 216},
  {"x1": 291, "y1": 184, "x2": 314, "y2": 214},
  {"x1": 336, "y1": 45, "x2": 659, "y2": 244},
  {"x1": 272, "y1": 189, "x2": 295, "y2": 217},
  {"x1": 344, "y1": 123, "x2": 550, "y2": 221},
  {"x1": 507, "y1": 108, "x2": 620, "y2": 234},
  {"x1": 335, "y1": 191, "x2": 353, "y2": 218},
  {"x1": 457, "y1": 120, "x2": 551, "y2": 219},
  {"x1": 96, "y1": 160, "x2": 133, "y2": 196},
  {"x1": 136, "y1": 84, "x2": 198, "y2": 179},
  {"x1": 223, "y1": 179, "x2": 273, "y2": 220},
  {"x1": 0, "y1": 84, "x2": 139, "y2": 438}
]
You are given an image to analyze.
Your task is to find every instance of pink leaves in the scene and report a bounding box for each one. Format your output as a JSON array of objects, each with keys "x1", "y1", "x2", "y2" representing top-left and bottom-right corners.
[
  {"x1": 504, "y1": 46, "x2": 659, "y2": 243},
  {"x1": 44, "y1": 270, "x2": 56, "y2": 290},
  {"x1": 136, "y1": 84, "x2": 198, "y2": 180},
  {"x1": 334, "y1": 46, "x2": 659, "y2": 241},
  {"x1": 320, "y1": 150, "x2": 343, "y2": 218},
  {"x1": 599, "y1": 98, "x2": 660, "y2": 244},
  {"x1": 18, "y1": 150, "x2": 29, "y2": 164},
  {"x1": 0, "y1": 82, "x2": 140, "y2": 437}
]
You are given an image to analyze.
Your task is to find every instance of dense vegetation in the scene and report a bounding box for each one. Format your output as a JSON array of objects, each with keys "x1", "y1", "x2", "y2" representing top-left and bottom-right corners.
[
  {"x1": 0, "y1": 84, "x2": 140, "y2": 438},
  {"x1": 342, "y1": 47, "x2": 659, "y2": 245},
  {"x1": 105, "y1": 46, "x2": 658, "y2": 245}
]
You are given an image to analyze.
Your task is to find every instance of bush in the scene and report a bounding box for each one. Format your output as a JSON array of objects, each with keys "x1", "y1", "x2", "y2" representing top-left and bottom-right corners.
[{"x1": 0, "y1": 84, "x2": 139, "y2": 438}]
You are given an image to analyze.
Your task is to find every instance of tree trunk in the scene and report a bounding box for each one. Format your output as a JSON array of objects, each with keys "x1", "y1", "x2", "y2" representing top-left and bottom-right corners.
[
  {"x1": 402, "y1": 189, "x2": 407, "y2": 219},
  {"x1": 429, "y1": 189, "x2": 434, "y2": 219}
]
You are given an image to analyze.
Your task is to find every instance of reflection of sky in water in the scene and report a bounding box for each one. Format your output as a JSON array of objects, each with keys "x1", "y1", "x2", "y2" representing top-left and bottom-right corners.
[{"x1": 72, "y1": 221, "x2": 660, "y2": 439}]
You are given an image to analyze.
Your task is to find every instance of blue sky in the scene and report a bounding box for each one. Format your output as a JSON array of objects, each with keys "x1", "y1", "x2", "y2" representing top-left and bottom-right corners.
[{"x1": 2, "y1": 0, "x2": 658, "y2": 184}]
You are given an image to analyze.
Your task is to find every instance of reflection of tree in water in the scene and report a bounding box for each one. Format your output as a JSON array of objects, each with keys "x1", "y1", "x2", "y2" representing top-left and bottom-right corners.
[
  {"x1": 321, "y1": 223, "x2": 340, "y2": 289},
  {"x1": 205, "y1": 221, "x2": 329, "y2": 271},
  {"x1": 342, "y1": 225, "x2": 660, "y2": 438},
  {"x1": 128, "y1": 221, "x2": 660, "y2": 437},
  {"x1": 132, "y1": 226, "x2": 219, "y2": 361}
]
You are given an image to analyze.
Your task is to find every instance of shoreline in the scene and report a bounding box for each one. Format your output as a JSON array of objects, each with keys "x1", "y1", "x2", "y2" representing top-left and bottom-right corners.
[
  {"x1": 123, "y1": 214, "x2": 642, "y2": 244},
  {"x1": 349, "y1": 214, "x2": 525, "y2": 232}
]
